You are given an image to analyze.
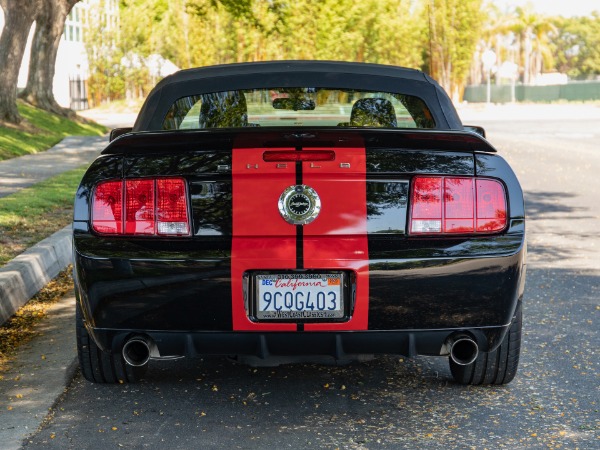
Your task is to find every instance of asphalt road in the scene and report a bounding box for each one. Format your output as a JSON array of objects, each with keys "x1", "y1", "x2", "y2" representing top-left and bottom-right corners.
[{"x1": 22, "y1": 109, "x2": 600, "y2": 449}]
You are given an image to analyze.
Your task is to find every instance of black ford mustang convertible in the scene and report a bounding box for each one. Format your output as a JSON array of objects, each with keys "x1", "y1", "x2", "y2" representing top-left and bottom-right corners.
[{"x1": 73, "y1": 61, "x2": 526, "y2": 385}]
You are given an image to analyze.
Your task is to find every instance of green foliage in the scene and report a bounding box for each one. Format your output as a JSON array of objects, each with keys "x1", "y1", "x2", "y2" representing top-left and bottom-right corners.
[
  {"x1": 424, "y1": 0, "x2": 483, "y2": 98},
  {"x1": 0, "y1": 166, "x2": 87, "y2": 266},
  {"x1": 551, "y1": 13, "x2": 600, "y2": 79},
  {"x1": 85, "y1": 0, "x2": 129, "y2": 104},
  {"x1": 0, "y1": 167, "x2": 86, "y2": 225},
  {"x1": 82, "y1": 0, "x2": 600, "y2": 103},
  {"x1": 181, "y1": 0, "x2": 425, "y2": 65},
  {"x1": 507, "y1": 4, "x2": 557, "y2": 84},
  {"x1": 0, "y1": 101, "x2": 106, "y2": 161}
]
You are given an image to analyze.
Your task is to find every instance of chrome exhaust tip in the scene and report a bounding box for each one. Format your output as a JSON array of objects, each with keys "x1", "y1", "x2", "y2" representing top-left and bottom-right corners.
[
  {"x1": 122, "y1": 337, "x2": 151, "y2": 367},
  {"x1": 448, "y1": 335, "x2": 479, "y2": 366}
]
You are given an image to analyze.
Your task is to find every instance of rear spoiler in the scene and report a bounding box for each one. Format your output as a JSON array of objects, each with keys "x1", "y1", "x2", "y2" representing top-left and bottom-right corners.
[{"x1": 102, "y1": 127, "x2": 497, "y2": 155}]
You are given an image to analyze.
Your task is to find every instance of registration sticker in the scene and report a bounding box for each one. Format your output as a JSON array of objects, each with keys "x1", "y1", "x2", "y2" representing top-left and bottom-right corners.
[{"x1": 255, "y1": 273, "x2": 344, "y2": 320}]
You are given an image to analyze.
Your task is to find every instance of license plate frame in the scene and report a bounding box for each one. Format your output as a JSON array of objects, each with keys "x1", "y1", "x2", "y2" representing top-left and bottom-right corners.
[{"x1": 252, "y1": 272, "x2": 348, "y2": 322}]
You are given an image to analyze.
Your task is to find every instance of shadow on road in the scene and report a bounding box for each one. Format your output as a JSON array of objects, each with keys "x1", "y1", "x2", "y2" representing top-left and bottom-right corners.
[
  {"x1": 524, "y1": 190, "x2": 595, "y2": 264},
  {"x1": 525, "y1": 191, "x2": 586, "y2": 216}
]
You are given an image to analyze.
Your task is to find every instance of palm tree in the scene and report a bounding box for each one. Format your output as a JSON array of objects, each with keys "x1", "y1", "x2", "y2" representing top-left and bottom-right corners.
[
  {"x1": 511, "y1": 5, "x2": 556, "y2": 84},
  {"x1": 473, "y1": 2, "x2": 515, "y2": 85},
  {"x1": 530, "y1": 19, "x2": 557, "y2": 82}
]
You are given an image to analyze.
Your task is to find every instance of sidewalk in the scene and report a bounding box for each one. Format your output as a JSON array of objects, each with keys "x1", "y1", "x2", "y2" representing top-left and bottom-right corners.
[
  {"x1": 0, "y1": 292, "x2": 76, "y2": 450},
  {"x1": 0, "y1": 135, "x2": 107, "y2": 199},
  {"x1": 0, "y1": 109, "x2": 135, "y2": 199}
]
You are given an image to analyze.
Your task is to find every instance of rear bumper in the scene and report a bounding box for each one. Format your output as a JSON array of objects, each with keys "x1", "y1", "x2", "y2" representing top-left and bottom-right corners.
[
  {"x1": 74, "y1": 236, "x2": 525, "y2": 332},
  {"x1": 74, "y1": 223, "x2": 526, "y2": 359}
]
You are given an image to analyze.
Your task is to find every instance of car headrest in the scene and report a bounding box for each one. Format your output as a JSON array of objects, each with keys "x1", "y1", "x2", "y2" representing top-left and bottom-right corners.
[
  {"x1": 350, "y1": 98, "x2": 397, "y2": 128},
  {"x1": 199, "y1": 91, "x2": 248, "y2": 128}
]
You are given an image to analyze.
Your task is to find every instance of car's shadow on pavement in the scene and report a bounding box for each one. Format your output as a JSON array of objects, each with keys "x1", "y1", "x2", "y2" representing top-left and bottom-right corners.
[
  {"x1": 525, "y1": 190, "x2": 594, "y2": 263},
  {"x1": 525, "y1": 191, "x2": 586, "y2": 216}
]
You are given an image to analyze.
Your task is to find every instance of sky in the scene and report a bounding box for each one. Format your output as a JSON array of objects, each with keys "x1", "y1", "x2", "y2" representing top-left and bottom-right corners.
[{"x1": 493, "y1": 0, "x2": 599, "y2": 17}]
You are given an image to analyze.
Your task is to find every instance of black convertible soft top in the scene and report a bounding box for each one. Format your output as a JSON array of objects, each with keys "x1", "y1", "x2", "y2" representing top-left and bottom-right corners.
[{"x1": 133, "y1": 61, "x2": 463, "y2": 132}]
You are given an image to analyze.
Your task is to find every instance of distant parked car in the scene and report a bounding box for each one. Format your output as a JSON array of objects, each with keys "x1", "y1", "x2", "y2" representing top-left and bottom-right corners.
[{"x1": 73, "y1": 61, "x2": 526, "y2": 385}]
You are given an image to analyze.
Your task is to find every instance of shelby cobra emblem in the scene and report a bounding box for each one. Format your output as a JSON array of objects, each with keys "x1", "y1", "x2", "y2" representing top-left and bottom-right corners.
[{"x1": 278, "y1": 185, "x2": 321, "y2": 225}]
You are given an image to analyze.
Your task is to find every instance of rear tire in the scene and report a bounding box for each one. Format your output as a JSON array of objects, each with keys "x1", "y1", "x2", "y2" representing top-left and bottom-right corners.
[
  {"x1": 450, "y1": 302, "x2": 522, "y2": 385},
  {"x1": 76, "y1": 302, "x2": 146, "y2": 383}
]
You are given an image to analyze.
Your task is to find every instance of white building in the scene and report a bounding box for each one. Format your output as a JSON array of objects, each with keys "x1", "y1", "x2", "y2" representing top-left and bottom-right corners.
[{"x1": 0, "y1": 0, "x2": 119, "y2": 110}]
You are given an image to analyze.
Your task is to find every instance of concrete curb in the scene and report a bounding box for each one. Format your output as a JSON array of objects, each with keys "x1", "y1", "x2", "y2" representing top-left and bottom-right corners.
[{"x1": 0, "y1": 225, "x2": 72, "y2": 326}]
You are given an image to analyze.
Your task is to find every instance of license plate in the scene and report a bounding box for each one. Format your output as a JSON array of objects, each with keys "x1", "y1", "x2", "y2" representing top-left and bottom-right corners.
[{"x1": 255, "y1": 273, "x2": 344, "y2": 320}]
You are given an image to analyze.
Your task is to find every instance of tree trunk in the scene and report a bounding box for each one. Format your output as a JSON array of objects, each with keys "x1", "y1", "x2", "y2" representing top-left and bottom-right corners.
[
  {"x1": 19, "y1": 0, "x2": 80, "y2": 117},
  {"x1": 0, "y1": 0, "x2": 41, "y2": 124},
  {"x1": 523, "y1": 28, "x2": 532, "y2": 85}
]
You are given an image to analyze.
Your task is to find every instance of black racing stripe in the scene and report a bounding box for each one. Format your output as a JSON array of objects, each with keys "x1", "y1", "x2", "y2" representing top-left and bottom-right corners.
[
  {"x1": 296, "y1": 146, "x2": 304, "y2": 331},
  {"x1": 296, "y1": 225, "x2": 304, "y2": 269},
  {"x1": 295, "y1": 161, "x2": 303, "y2": 185},
  {"x1": 295, "y1": 145, "x2": 304, "y2": 270}
]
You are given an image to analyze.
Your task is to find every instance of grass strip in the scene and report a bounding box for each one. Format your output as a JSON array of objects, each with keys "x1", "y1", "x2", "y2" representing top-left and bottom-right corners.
[
  {"x1": 0, "y1": 166, "x2": 87, "y2": 266},
  {"x1": 0, "y1": 101, "x2": 106, "y2": 161}
]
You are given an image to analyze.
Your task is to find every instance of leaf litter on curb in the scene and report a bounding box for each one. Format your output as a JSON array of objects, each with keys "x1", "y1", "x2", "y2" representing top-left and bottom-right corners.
[{"x1": 0, "y1": 266, "x2": 73, "y2": 374}]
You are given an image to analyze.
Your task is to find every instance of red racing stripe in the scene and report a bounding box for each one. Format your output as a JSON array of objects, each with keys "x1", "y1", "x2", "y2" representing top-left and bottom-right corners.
[
  {"x1": 232, "y1": 145, "x2": 369, "y2": 332},
  {"x1": 231, "y1": 147, "x2": 297, "y2": 331},
  {"x1": 302, "y1": 147, "x2": 369, "y2": 331}
]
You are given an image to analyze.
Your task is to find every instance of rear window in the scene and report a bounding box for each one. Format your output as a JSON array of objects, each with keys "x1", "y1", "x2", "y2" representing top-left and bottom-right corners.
[{"x1": 162, "y1": 88, "x2": 435, "y2": 130}]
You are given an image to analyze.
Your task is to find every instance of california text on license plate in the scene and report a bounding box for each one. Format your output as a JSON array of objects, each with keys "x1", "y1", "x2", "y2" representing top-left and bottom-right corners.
[{"x1": 255, "y1": 273, "x2": 344, "y2": 320}]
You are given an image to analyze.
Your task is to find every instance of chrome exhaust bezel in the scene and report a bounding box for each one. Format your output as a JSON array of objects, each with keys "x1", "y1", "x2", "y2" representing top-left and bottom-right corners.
[{"x1": 447, "y1": 335, "x2": 479, "y2": 366}]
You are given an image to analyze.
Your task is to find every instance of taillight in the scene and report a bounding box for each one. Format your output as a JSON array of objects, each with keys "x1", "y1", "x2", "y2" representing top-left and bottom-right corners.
[
  {"x1": 92, "y1": 178, "x2": 190, "y2": 236},
  {"x1": 156, "y1": 178, "x2": 189, "y2": 235},
  {"x1": 476, "y1": 179, "x2": 507, "y2": 232},
  {"x1": 445, "y1": 178, "x2": 474, "y2": 233},
  {"x1": 410, "y1": 176, "x2": 506, "y2": 235},
  {"x1": 125, "y1": 179, "x2": 155, "y2": 235},
  {"x1": 92, "y1": 181, "x2": 123, "y2": 234}
]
